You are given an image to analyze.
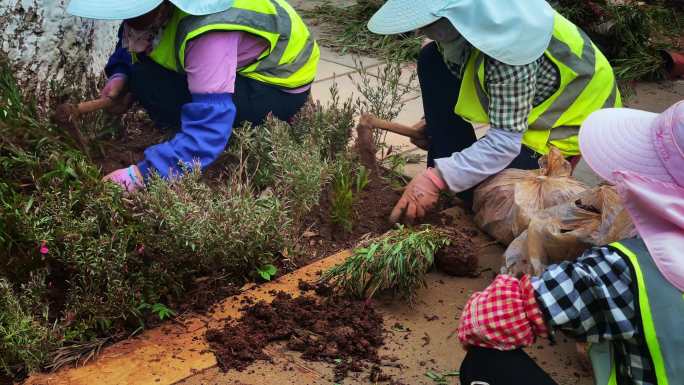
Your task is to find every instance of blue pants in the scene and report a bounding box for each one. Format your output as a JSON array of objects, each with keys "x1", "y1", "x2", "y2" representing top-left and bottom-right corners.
[{"x1": 128, "y1": 56, "x2": 310, "y2": 130}]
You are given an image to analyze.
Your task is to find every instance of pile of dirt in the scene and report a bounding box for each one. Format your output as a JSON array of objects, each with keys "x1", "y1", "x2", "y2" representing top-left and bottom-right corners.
[{"x1": 205, "y1": 291, "x2": 384, "y2": 382}]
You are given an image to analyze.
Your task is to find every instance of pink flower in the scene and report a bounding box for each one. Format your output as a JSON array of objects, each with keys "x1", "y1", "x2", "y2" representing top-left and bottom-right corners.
[
  {"x1": 39, "y1": 240, "x2": 49, "y2": 255},
  {"x1": 136, "y1": 244, "x2": 145, "y2": 254}
]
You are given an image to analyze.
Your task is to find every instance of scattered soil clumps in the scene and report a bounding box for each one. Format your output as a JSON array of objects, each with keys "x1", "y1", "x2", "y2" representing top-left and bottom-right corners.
[{"x1": 205, "y1": 292, "x2": 384, "y2": 381}]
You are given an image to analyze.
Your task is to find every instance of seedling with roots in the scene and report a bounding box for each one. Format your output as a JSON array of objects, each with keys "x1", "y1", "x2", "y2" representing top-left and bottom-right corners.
[
  {"x1": 330, "y1": 160, "x2": 370, "y2": 233},
  {"x1": 321, "y1": 225, "x2": 450, "y2": 302}
]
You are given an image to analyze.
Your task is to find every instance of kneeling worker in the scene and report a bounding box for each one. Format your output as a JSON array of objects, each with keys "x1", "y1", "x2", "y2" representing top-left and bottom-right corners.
[
  {"x1": 366, "y1": 0, "x2": 620, "y2": 222},
  {"x1": 66, "y1": 0, "x2": 319, "y2": 191}
]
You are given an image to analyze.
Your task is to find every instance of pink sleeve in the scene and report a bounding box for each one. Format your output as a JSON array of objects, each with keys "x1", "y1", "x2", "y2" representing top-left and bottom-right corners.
[{"x1": 185, "y1": 32, "x2": 240, "y2": 94}]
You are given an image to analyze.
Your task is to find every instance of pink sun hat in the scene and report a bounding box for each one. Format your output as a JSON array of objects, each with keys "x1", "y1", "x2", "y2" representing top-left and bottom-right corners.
[
  {"x1": 579, "y1": 100, "x2": 684, "y2": 291},
  {"x1": 579, "y1": 101, "x2": 684, "y2": 186}
]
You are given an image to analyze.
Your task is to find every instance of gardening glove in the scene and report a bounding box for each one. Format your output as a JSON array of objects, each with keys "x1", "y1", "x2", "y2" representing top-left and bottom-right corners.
[
  {"x1": 103, "y1": 165, "x2": 144, "y2": 192},
  {"x1": 458, "y1": 275, "x2": 548, "y2": 351},
  {"x1": 389, "y1": 167, "x2": 445, "y2": 224},
  {"x1": 100, "y1": 73, "x2": 133, "y2": 115}
]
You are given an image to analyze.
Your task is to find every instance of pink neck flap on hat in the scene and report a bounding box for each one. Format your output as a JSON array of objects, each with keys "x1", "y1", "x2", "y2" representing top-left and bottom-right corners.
[
  {"x1": 613, "y1": 101, "x2": 684, "y2": 292},
  {"x1": 615, "y1": 171, "x2": 684, "y2": 291}
]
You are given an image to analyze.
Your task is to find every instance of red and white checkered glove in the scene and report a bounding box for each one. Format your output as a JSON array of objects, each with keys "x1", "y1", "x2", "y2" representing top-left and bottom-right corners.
[{"x1": 458, "y1": 275, "x2": 548, "y2": 350}]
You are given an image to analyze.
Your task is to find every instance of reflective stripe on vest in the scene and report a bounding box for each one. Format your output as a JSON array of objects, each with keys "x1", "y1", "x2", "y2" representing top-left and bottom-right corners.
[
  {"x1": 588, "y1": 238, "x2": 684, "y2": 385},
  {"x1": 148, "y1": 0, "x2": 319, "y2": 89},
  {"x1": 454, "y1": 11, "x2": 621, "y2": 156}
]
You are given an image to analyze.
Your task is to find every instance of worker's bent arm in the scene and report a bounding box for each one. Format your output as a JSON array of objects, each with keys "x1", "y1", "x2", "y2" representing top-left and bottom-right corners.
[
  {"x1": 532, "y1": 246, "x2": 639, "y2": 342},
  {"x1": 137, "y1": 93, "x2": 236, "y2": 178}
]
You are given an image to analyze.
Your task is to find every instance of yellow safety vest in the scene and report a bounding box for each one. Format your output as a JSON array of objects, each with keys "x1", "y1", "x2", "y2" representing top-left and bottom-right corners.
[
  {"x1": 589, "y1": 238, "x2": 684, "y2": 385},
  {"x1": 144, "y1": 0, "x2": 319, "y2": 89},
  {"x1": 454, "y1": 12, "x2": 621, "y2": 156}
]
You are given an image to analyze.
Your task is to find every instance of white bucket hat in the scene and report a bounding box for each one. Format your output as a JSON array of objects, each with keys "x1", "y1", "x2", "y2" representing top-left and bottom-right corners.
[
  {"x1": 367, "y1": 0, "x2": 555, "y2": 65},
  {"x1": 67, "y1": 0, "x2": 235, "y2": 20}
]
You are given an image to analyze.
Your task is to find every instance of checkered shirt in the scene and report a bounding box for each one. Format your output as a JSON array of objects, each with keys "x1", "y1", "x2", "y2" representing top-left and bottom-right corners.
[
  {"x1": 439, "y1": 38, "x2": 560, "y2": 133},
  {"x1": 532, "y1": 246, "x2": 657, "y2": 385},
  {"x1": 458, "y1": 275, "x2": 548, "y2": 350},
  {"x1": 485, "y1": 56, "x2": 559, "y2": 133}
]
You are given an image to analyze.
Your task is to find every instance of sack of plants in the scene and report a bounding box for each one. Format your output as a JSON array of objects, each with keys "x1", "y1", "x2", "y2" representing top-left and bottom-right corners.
[
  {"x1": 473, "y1": 147, "x2": 588, "y2": 244},
  {"x1": 503, "y1": 185, "x2": 637, "y2": 275}
]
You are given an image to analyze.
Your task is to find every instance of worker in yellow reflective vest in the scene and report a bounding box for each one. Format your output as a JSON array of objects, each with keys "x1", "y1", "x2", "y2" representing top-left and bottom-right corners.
[
  {"x1": 456, "y1": 101, "x2": 684, "y2": 385},
  {"x1": 367, "y1": 0, "x2": 621, "y2": 223},
  {"x1": 66, "y1": 0, "x2": 319, "y2": 191}
]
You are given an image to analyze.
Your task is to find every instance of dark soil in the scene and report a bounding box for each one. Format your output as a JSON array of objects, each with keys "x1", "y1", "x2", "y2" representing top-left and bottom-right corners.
[
  {"x1": 205, "y1": 292, "x2": 384, "y2": 382},
  {"x1": 171, "y1": 278, "x2": 241, "y2": 314},
  {"x1": 433, "y1": 224, "x2": 480, "y2": 277},
  {"x1": 298, "y1": 173, "x2": 402, "y2": 262}
]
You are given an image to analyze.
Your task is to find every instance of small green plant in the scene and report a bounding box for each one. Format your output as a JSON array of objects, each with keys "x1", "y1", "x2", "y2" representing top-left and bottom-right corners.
[
  {"x1": 330, "y1": 165, "x2": 354, "y2": 233},
  {"x1": 329, "y1": 159, "x2": 370, "y2": 233},
  {"x1": 0, "y1": 279, "x2": 56, "y2": 377},
  {"x1": 354, "y1": 165, "x2": 370, "y2": 192},
  {"x1": 321, "y1": 226, "x2": 450, "y2": 302},
  {"x1": 137, "y1": 302, "x2": 176, "y2": 321},
  {"x1": 256, "y1": 264, "x2": 278, "y2": 281},
  {"x1": 425, "y1": 370, "x2": 460, "y2": 384},
  {"x1": 381, "y1": 152, "x2": 412, "y2": 188},
  {"x1": 353, "y1": 60, "x2": 418, "y2": 156}
]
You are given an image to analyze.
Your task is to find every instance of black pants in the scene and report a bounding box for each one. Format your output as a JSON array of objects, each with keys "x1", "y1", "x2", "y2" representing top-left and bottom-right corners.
[
  {"x1": 460, "y1": 347, "x2": 558, "y2": 385},
  {"x1": 417, "y1": 42, "x2": 541, "y2": 203},
  {"x1": 128, "y1": 56, "x2": 310, "y2": 130}
]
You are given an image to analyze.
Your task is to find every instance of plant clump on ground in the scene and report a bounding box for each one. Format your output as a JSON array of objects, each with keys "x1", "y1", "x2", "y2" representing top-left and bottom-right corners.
[
  {"x1": 321, "y1": 225, "x2": 451, "y2": 302},
  {"x1": 551, "y1": 0, "x2": 683, "y2": 80},
  {"x1": 303, "y1": 0, "x2": 424, "y2": 62}
]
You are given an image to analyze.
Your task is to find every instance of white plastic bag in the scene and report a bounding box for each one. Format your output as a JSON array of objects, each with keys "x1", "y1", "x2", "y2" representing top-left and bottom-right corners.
[{"x1": 474, "y1": 147, "x2": 589, "y2": 244}]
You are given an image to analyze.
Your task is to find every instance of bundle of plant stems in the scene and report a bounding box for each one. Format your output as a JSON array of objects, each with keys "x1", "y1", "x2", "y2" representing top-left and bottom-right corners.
[
  {"x1": 553, "y1": 0, "x2": 683, "y2": 80},
  {"x1": 303, "y1": 0, "x2": 423, "y2": 62},
  {"x1": 321, "y1": 225, "x2": 450, "y2": 302}
]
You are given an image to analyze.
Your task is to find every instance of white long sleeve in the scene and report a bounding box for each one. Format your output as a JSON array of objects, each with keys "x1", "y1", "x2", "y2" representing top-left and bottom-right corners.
[{"x1": 434, "y1": 128, "x2": 523, "y2": 193}]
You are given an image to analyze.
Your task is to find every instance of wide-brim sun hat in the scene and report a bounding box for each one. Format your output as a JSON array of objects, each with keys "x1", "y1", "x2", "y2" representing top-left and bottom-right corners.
[
  {"x1": 367, "y1": 0, "x2": 555, "y2": 65},
  {"x1": 579, "y1": 101, "x2": 684, "y2": 187},
  {"x1": 67, "y1": 0, "x2": 235, "y2": 20}
]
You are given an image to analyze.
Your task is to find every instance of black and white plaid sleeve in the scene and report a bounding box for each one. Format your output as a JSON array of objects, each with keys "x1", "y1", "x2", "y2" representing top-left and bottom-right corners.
[{"x1": 532, "y1": 246, "x2": 656, "y2": 385}]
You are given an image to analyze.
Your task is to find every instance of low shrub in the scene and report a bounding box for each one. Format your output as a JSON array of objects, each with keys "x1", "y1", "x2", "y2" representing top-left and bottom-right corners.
[
  {"x1": 0, "y1": 61, "x2": 358, "y2": 378},
  {"x1": 132, "y1": 168, "x2": 290, "y2": 287},
  {"x1": 0, "y1": 278, "x2": 56, "y2": 377}
]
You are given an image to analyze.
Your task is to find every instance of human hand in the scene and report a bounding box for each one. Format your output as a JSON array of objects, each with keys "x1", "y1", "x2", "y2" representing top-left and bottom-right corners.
[
  {"x1": 100, "y1": 74, "x2": 133, "y2": 115},
  {"x1": 103, "y1": 165, "x2": 144, "y2": 192},
  {"x1": 458, "y1": 275, "x2": 548, "y2": 350},
  {"x1": 389, "y1": 167, "x2": 445, "y2": 224},
  {"x1": 410, "y1": 118, "x2": 429, "y2": 150}
]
